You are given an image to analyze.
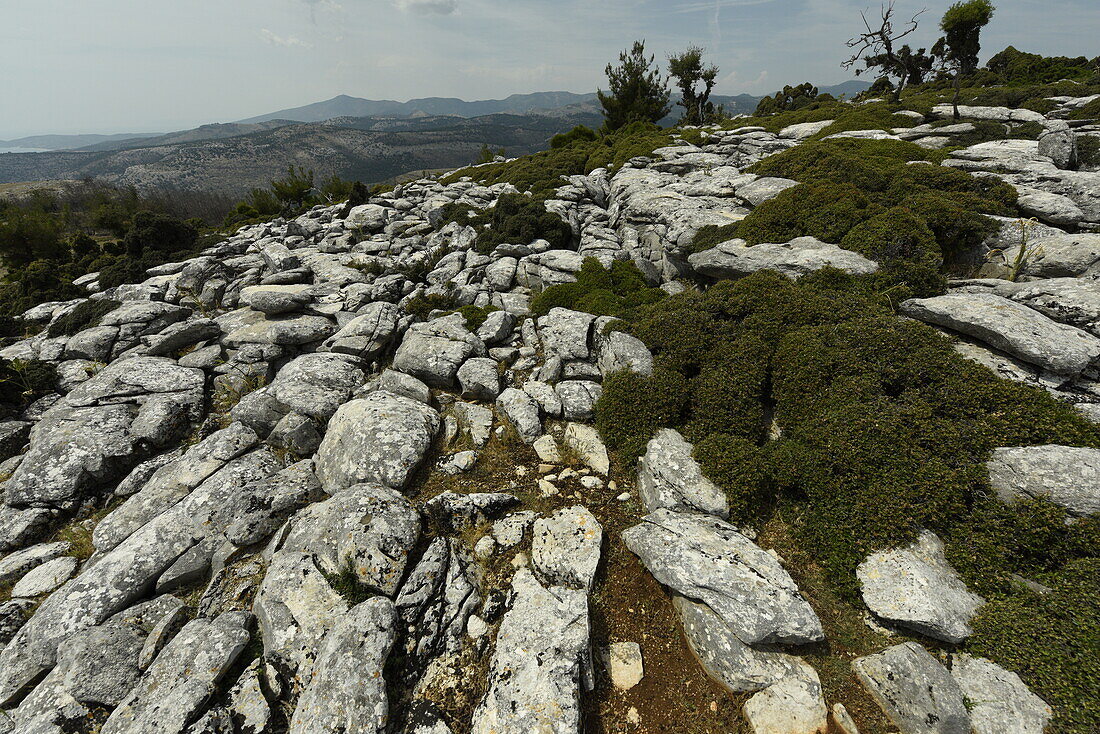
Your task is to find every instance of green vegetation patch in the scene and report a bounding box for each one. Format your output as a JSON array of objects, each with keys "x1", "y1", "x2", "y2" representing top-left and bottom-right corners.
[
  {"x1": 530, "y1": 258, "x2": 666, "y2": 320},
  {"x1": 47, "y1": 298, "x2": 121, "y2": 338}
]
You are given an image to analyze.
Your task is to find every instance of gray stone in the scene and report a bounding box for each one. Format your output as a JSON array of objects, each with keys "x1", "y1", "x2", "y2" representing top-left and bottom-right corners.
[
  {"x1": 394, "y1": 537, "x2": 480, "y2": 682},
  {"x1": 523, "y1": 380, "x2": 563, "y2": 417},
  {"x1": 987, "y1": 445, "x2": 1100, "y2": 516},
  {"x1": 555, "y1": 380, "x2": 602, "y2": 422},
  {"x1": 998, "y1": 233, "x2": 1100, "y2": 278},
  {"x1": 267, "y1": 412, "x2": 322, "y2": 457},
  {"x1": 323, "y1": 302, "x2": 400, "y2": 360},
  {"x1": 492, "y1": 511, "x2": 538, "y2": 548},
  {"x1": 475, "y1": 309, "x2": 515, "y2": 345},
  {"x1": 453, "y1": 401, "x2": 493, "y2": 447},
  {"x1": 853, "y1": 642, "x2": 969, "y2": 734},
  {"x1": 228, "y1": 660, "x2": 271, "y2": 734},
  {"x1": 11, "y1": 556, "x2": 79, "y2": 597},
  {"x1": 277, "y1": 483, "x2": 420, "y2": 596},
  {"x1": 736, "y1": 176, "x2": 800, "y2": 206},
  {"x1": 673, "y1": 595, "x2": 802, "y2": 693},
  {"x1": 602, "y1": 641, "x2": 643, "y2": 691},
  {"x1": 857, "y1": 530, "x2": 984, "y2": 643},
  {"x1": 901, "y1": 293, "x2": 1100, "y2": 378},
  {"x1": 359, "y1": 368, "x2": 432, "y2": 404},
  {"x1": 623, "y1": 509, "x2": 822, "y2": 645},
  {"x1": 594, "y1": 326, "x2": 653, "y2": 378},
  {"x1": 1038, "y1": 126, "x2": 1078, "y2": 170},
  {"x1": 392, "y1": 314, "x2": 486, "y2": 388},
  {"x1": 457, "y1": 357, "x2": 502, "y2": 400},
  {"x1": 424, "y1": 491, "x2": 519, "y2": 533},
  {"x1": 0, "y1": 420, "x2": 31, "y2": 461},
  {"x1": 137, "y1": 604, "x2": 187, "y2": 670},
  {"x1": 241, "y1": 286, "x2": 310, "y2": 315},
  {"x1": 496, "y1": 387, "x2": 542, "y2": 443},
  {"x1": 252, "y1": 551, "x2": 346, "y2": 680},
  {"x1": 101, "y1": 613, "x2": 250, "y2": 734},
  {"x1": 224, "y1": 460, "x2": 324, "y2": 547},
  {"x1": 531, "y1": 505, "x2": 603, "y2": 591},
  {"x1": 742, "y1": 660, "x2": 828, "y2": 734},
  {"x1": 0, "y1": 506, "x2": 53, "y2": 553},
  {"x1": 563, "y1": 423, "x2": 609, "y2": 476},
  {"x1": 1016, "y1": 186, "x2": 1085, "y2": 228},
  {"x1": 0, "y1": 600, "x2": 34, "y2": 646},
  {"x1": 0, "y1": 541, "x2": 70, "y2": 585},
  {"x1": 689, "y1": 237, "x2": 879, "y2": 281},
  {"x1": 263, "y1": 352, "x2": 367, "y2": 423},
  {"x1": 950, "y1": 654, "x2": 1051, "y2": 734},
  {"x1": 471, "y1": 567, "x2": 588, "y2": 734},
  {"x1": 288, "y1": 598, "x2": 396, "y2": 734},
  {"x1": 538, "y1": 308, "x2": 595, "y2": 361},
  {"x1": 637, "y1": 428, "x2": 729, "y2": 518},
  {"x1": 315, "y1": 392, "x2": 439, "y2": 492},
  {"x1": 1004, "y1": 277, "x2": 1100, "y2": 336},
  {"x1": 223, "y1": 313, "x2": 335, "y2": 346}
]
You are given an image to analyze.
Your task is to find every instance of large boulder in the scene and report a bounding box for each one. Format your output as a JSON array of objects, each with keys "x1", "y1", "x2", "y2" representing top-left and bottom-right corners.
[
  {"x1": 277, "y1": 483, "x2": 420, "y2": 596},
  {"x1": 100, "y1": 613, "x2": 250, "y2": 734},
  {"x1": 901, "y1": 293, "x2": 1100, "y2": 378},
  {"x1": 622, "y1": 510, "x2": 822, "y2": 646},
  {"x1": 853, "y1": 642, "x2": 969, "y2": 734},
  {"x1": 315, "y1": 392, "x2": 440, "y2": 492},
  {"x1": 471, "y1": 568, "x2": 589, "y2": 734},
  {"x1": 950, "y1": 654, "x2": 1052, "y2": 734},
  {"x1": 322, "y1": 302, "x2": 400, "y2": 361},
  {"x1": 688, "y1": 237, "x2": 879, "y2": 281},
  {"x1": 392, "y1": 314, "x2": 486, "y2": 388},
  {"x1": 637, "y1": 429, "x2": 729, "y2": 518},
  {"x1": 288, "y1": 598, "x2": 397, "y2": 734},
  {"x1": 857, "y1": 530, "x2": 984, "y2": 643},
  {"x1": 986, "y1": 445, "x2": 1100, "y2": 516},
  {"x1": 531, "y1": 506, "x2": 603, "y2": 592}
]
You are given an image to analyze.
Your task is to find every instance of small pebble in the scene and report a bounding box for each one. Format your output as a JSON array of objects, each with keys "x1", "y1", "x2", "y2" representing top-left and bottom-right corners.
[
  {"x1": 617, "y1": 492, "x2": 631, "y2": 501},
  {"x1": 467, "y1": 615, "x2": 488, "y2": 639}
]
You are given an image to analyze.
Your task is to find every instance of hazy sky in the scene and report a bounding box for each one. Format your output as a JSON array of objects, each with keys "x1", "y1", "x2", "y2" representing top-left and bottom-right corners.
[{"x1": 2, "y1": 0, "x2": 1098, "y2": 138}]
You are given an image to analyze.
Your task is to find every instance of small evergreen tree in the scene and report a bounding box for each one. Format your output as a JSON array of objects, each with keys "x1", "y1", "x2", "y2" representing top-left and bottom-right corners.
[
  {"x1": 669, "y1": 46, "x2": 720, "y2": 125},
  {"x1": 755, "y1": 83, "x2": 820, "y2": 115},
  {"x1": 598, "y1": 41, "x2": 672, "y2": 131},
  {"x1": 269, "y1": 165, "x2": 316, "y2": 214},
  {"x1": 939, "y1": 0, "x2": 995, "y2": 77}
]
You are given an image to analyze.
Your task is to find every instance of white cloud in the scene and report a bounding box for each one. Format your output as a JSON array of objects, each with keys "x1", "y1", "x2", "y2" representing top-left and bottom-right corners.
[
  {"x1": 260, "y1": 29, "x2": 313, "y2": 48},
  {"x1": 394, "y1": 0, "x2": 458, "y2": 15}
]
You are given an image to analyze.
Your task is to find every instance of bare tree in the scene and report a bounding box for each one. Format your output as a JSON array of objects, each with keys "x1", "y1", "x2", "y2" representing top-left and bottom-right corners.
[{"x1": 843, "y1": 2, "x2": 927, "y2": 103}]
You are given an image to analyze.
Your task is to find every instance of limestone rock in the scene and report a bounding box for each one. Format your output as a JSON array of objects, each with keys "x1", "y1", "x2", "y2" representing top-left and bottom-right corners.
[
  {"x1": 623, "y1": 510, "x2": 823, "y2": 646},
  {"x1": 637, "y1": 428, "x2": 729, "y2": 518},
  {"x1": 852, "y1": 642, "x2": 969, "y2": 734},
  {"x1": 288, "y1": 598, "x2": 397, "y2": 734},
  {"x1": 315, "y1": 392, "x2": 440, "y2": 492},
  {"x1": 857, "y1": 530, "x2": 984, "y2": 643},
  {"x1": 531, "y1": 505, "x2": 603, "y2": 591},
  {"x1": 393, "y1": 314, "x2": 486, "y2": 388},
  {"x1": 950, "y1": 654, "x2": 1051, "y2": 734},
  {"x1": 987, "y1": 445, "x2": 1100, "y2": 516},
  {"x1": 689, "y1": 237, "x2": 879, "y2": 281},
  {"x1": 742, "y1": 661, "x2": 828, "y2": 734}
]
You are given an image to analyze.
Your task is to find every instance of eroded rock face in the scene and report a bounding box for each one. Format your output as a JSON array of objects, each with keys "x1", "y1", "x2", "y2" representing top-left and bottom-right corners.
[
  {"x1": 100, "y1": 613, "x2": 250, "y2": 734},
  {"x1": 288, "y1": 598, "x2": 397, "y2": 734},
  {"x1": 315, "y1": 392, "x2": 440, "y2": 492},
  {"x1": 857, "y1": 530, "x2": 984, "y2": 643},
  {"x1": 637, "y1": 429, "x2": 729, "y2": 518},
  {"x1": 853, "y1": 642, "x2": 969, "y2": 734},
  {"x1": 688, "y1": 237, "x2": 879, "y2": 281},
  {"x1": 986, "y1": 445, "x2": 1100, "y2": 516},
  {"x1": 471, "y1": 568, "x2": 590, "y2": 734},
  {"x1": 623, "y1": 509, "x2": 823, "y2": 646},
  {"x1": 901, "y1": 293, "x2": 1100, "y2": 379}
]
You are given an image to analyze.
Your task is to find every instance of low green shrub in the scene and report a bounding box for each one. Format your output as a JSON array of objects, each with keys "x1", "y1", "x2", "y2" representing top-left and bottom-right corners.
[
  {"x1": 0, "y1": 358, "x2": 57, "y2": 409},
  {"x1": 967, "y1": 559, "x2": 1100, "y2": 733},
  {"x1": 736, "y1": 182, "x2": 876, "y2": 246},
  {"x1": 530, "y1": 258, "x2": 665, "y2": 320},
  {"x1": 405, "y1": 292, "x2": 459, "y2": 321},
  {"x1": 452, "y1": 304, "x2": 499, "y2": 331},
  {"x1": 474, "y1": 193, "x2": 573, "y2": 255},
  {"x1": 594, "y1": 367, "x2": 689, "y2": 460},
  {"x1": 694, "y1": 433, "x2": 769, "y2": 523},
  {"x1": 1078, "y1": 135, "x2": 1100, "y2": 168},
  {"x1": 47, "y1": 298, "x2": 121, "y2": 337}
]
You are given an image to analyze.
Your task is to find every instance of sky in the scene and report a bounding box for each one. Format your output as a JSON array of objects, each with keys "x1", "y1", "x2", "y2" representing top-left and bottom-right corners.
[{"x1": 2, "y1": 0, "x2": 1098, "y2": 139}]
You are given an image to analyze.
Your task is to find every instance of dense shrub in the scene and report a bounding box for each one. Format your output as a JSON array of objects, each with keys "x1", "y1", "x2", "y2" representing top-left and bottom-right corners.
[
  {"x1": 530, "y1": 258, "x2": 665, "y2": 319},
  {"x1": 685, "y1": 223, "x2": 740, "y2": 254},
  {"x1": 736, "y1": 182, "x2": 876, "y2": 246},
  {"x1": 1078, "y1": 135, "x2": 1100, "y2": 168},
  {"x1": 452, "y1": 304, "x2": 499, "y2": 331},
  {"x1": 474, "y1": 193, "x2": 573, "y2": 254},
  {"x1": 404, "y1": 292, "x2": 459, "y2": 321},
  {"x1": 694, "y1": 434, "x2": 769, "y2": 523},
  {"x1": 47, "y1": 298, "x2": 121, "y2": 338},
  {"x1": 985, "y1": 46, "x2": 1100, "y2": 85},
  {"x1": 0, "y1": 358, "x2": 57, "y2": 409},
  {"x1": 594, "y1": 367, "x2": 689, "y2": 460},
  {"x1": 967, "y1": 560, "x2": 1100, "y2": 733},
  {"x1": 550, "y1": 125, "x2": 599, "y2": 149}
]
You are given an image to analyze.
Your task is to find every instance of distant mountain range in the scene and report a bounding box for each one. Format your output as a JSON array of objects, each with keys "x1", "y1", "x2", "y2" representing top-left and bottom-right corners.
[{"x1": 0, "y1": 82, "x2": 871, "y2": 193}]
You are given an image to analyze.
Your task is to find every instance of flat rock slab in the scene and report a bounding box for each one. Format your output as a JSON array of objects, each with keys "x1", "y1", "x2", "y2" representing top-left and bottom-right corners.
[
  {"x1": 637, "y1": 428, "x2": 729, "y2": 518},
  {"x1": 742, "y1": 660, "x2": 828, "y2": 734},
  {"x1": 688, "y1": 237, "x2": 878, "y2": 281},
  {"x1": 950, "y1": 654, "x2": 1051, "y2": 734},
  {"x1": 986, "y1": 445, "x2": 1100, "y2": 516},
  {"x1": 902, "y1": 292, "x2": 1100, "y2": 378},
  {"x1": 315, "y1": 391, "x2": 440, "y2": 492},
  {"x1": 471, "y1": 567, "x2": 589, "y2": 734},
  {"x1": 392, "y1": 314, "x2": 485, "y2": 388},
  {"x1": 857, "y1": 530, "x2": 984, "y2": 643},
  {"x1": 289, "y1": 598, "x2": 396, "y2": 734},
  {"x1": 531, "y1": 506, "x2": 603, "y2": 592},
  {"x1": 853, "y1": 642, "x2": 969, "y2": 734},
  {"x1": 101, "y1": 613, "x2": 250, "y2": 734},
  {"x1": 623, "y1": 509, "x2": 822, "y2": 646}
]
